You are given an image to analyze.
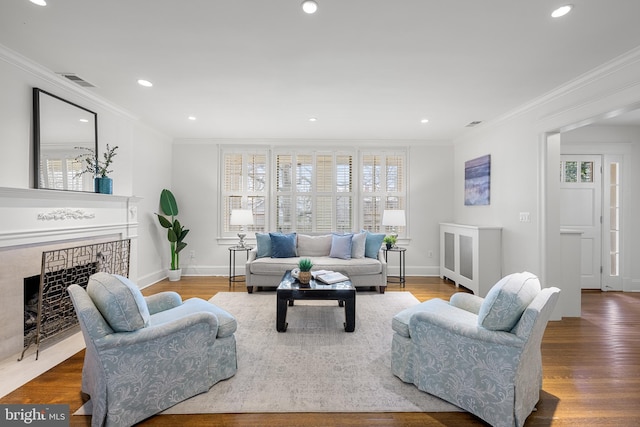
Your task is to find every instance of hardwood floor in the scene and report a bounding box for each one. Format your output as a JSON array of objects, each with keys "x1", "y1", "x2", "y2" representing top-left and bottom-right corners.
[{"x1": 2, "y1": 276, "x2": 639, "y2": 426}]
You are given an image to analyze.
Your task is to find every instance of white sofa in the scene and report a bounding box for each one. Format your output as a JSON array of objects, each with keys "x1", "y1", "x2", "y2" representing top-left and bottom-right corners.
[{"x1": 245, "y1": 232, "x2": 388, "y2": 293}]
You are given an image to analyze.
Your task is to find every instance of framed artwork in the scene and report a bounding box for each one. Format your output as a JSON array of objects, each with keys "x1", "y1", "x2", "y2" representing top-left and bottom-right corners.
[{"x1": 464, "y1": 154, "x2": 491, "y2": 206}]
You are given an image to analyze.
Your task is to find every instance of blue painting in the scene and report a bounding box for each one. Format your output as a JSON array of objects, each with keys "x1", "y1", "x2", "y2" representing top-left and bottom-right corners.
[{"x1": 465, "y1": 154, "x2": 491, "y2": 206}]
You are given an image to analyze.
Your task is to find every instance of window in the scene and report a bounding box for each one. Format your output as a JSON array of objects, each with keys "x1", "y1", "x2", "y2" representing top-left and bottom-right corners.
[
  {"x1": 221, "y1": 150, "x2": 268, "y2": 237},
  {"x1": 220, "y1": 146, "x2": 406, "y2": 238},
  {"x1": 274, "y1": 151, "x2": 353, "y2": 233},
  {"x1": 361, "y1": 152, "x2": 406, "y2": 234}
]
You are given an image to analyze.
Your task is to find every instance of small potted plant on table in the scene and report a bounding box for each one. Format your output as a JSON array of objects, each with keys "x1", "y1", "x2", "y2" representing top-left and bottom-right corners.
[
  {"x1": 297, "y1": 258, "x2": 313, "y2": 286},
  {"x1": 383, "y1": 235, "x2": 397, "y2": 250}
]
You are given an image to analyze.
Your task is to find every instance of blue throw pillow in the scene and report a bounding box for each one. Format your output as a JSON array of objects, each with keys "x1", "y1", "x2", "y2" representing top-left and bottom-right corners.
[
  {"x1": 255, "y1": 232, "x2": 272, "y2": 258},
  {"x1": 270, "y1": 232, "x2": 297, "y2": 258},
  {"x1": 329, "y1": 233, "x2": 353, "y2": 260},
  {"x1": 363, "y1": 231, "x2": 385, "y2": 258}
]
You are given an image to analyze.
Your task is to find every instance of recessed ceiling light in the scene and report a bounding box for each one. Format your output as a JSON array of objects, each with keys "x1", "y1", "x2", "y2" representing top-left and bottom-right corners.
[
  {"x1": 188, "y1": 116, "x2": 197, "y2": 121},
  {"x1": 551, "y1": 4, "x2": 573, "y2": 18},
  {"x1": 308, "y1": 117, "x2": 318, "y2": 122},
  {"x1": 302, "y1": 0, "x2": 318, "y2": 14},
  {"x1": 137, "y1": 79, "x2": 153, "y2": 87},
  {"x1": 420, "y1": 118, "x2": 429, "y2": 124},
  {"x1": 79, "y1": 118, "x2": 89, "y2": 123},
  {"x1": 30, "y1": 0, "x2": 47, "y2": 6}
]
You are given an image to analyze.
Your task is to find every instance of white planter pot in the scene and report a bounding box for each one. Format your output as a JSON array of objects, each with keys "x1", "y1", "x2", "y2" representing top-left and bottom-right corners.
[{"x1": 168, "y1": 269, "x2": 182, "y2": 282}]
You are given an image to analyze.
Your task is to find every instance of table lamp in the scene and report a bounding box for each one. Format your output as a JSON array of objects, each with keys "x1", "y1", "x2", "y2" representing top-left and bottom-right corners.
[
  {"x1": 382, "y1": 209, "x2": 406, "y2": 241},
  {"x1": 230, "y1": 209, "x2": 254, "y2": 248}
]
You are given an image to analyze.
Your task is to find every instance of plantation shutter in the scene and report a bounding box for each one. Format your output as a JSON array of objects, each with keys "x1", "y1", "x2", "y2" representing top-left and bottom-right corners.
[{"x1": 361, "y1": 152, "x2": 406, "y2": 234}]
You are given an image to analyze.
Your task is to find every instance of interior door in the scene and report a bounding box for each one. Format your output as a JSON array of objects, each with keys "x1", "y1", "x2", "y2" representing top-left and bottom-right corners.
[{"x1": 560, "y1": 155, "x2": 602, "y2": 289}]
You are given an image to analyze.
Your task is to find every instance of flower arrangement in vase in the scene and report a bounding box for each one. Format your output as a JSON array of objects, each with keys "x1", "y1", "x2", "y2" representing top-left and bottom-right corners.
[{"x1": 74, "y1": 144, "x2": 119, "y2": 194}]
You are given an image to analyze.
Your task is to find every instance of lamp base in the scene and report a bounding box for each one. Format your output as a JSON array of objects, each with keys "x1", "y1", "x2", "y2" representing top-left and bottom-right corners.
[{"x1": 237, "y1": 232, "x2": 247, "y2": 248}]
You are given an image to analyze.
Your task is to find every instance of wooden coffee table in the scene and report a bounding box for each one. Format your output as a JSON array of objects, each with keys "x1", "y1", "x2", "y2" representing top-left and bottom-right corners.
[{"x1": 276, "y1": 270, "x2": 356, "y2": 332}]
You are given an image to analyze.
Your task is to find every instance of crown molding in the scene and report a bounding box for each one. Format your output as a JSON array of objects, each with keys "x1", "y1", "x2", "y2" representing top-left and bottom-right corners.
[
  {"x1": 464, "y1": 45, "x2": 640, "y2": 136},
  {"x1": 0, "y1": 43, "x2": 137, "y2": 120}
]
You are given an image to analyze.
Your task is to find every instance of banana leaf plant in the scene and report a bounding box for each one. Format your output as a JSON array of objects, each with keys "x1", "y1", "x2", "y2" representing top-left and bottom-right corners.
[{"x1": 155, "y1": 189, "x2": 189, "y2": 270}]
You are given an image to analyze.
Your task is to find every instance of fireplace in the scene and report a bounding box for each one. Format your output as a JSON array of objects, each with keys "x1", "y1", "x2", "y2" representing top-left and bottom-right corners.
[
  {"x1": 19, "y1": 239, "x2": 131, "y2": 361},
  {"x1": 0, "y1": 187, "x2": 140, "y2": 364}
]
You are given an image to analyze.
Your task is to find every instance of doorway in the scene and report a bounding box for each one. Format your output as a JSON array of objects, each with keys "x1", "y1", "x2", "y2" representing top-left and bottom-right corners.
[{"x1": 559, "y1": 155, "x2": 602, "y2": 289}]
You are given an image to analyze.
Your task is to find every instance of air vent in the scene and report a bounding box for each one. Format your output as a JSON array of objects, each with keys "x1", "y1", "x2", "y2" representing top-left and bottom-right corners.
[
  {"x1": 465, "y1": 121, "x2": 483, "y2": 127},
  {"x1": 57, "y1": 73, "x2": 97, "y2": 88}
]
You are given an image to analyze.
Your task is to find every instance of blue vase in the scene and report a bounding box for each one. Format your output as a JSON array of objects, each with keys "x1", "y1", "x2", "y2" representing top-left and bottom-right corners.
[{"x1": 94, "y1": 177, "x2": 113, "y2": 194}]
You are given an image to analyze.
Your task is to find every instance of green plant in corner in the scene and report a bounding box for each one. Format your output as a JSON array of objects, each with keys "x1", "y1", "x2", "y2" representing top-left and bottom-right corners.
[
  {"x1": 74, "y1": 144, "x2": 119, "y2": 177},
  {"x1": 156, "y1": 189, "x2": 189, "y2": 271},
  {"x1": 298, "y1": 258, "x2": 313, "y2": 272}
]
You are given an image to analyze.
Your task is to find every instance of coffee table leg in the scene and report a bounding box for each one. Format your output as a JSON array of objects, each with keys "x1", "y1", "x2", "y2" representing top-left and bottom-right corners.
[
  {"x1": 277, "y1": 295, "x2": 288, "y2": 332},
  {"x1": 344, "y1": 295, "x2": 355, "y2": 332}
]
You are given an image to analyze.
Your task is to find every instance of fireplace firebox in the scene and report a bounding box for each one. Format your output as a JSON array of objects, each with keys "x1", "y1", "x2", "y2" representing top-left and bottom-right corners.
[{"x1": 19, "y1": 238, "x2": 131, "y2": 361}]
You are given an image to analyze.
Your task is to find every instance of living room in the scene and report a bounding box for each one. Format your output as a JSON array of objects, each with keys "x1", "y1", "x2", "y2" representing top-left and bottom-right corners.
[{"x1": 1, "y1": 1, "x2": 640, "y2": 426}]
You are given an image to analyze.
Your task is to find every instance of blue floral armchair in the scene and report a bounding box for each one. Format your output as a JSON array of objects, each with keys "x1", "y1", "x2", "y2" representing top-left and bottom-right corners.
[
  {"x1": 68, "y1": 272, "x2": 237, "y2": 427},
  {"x1": 391, "y1": 272, "x2": 560, "y2": 427}
]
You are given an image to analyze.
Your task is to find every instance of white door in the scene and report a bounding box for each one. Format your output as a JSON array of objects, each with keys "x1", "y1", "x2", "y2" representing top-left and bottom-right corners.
[{"x1": 560, "y1": 155, "x2": 602, "y2": 289}]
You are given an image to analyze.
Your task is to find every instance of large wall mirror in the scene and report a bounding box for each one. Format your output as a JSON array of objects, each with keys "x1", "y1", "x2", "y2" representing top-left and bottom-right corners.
[{"x1": 33, "y1": 88, "x2": 98, "y2": 192}]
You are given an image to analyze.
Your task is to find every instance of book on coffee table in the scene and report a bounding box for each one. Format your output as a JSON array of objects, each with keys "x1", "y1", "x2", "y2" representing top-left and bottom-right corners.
[{"x1": 312, "y1": 270, "x2": 349, "y2": 284}]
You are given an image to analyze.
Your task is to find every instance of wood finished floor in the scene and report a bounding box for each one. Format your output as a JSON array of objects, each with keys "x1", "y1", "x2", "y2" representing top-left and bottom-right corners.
[{"x1": 2, "y1": 276, "x2": 639, "y2": 426}]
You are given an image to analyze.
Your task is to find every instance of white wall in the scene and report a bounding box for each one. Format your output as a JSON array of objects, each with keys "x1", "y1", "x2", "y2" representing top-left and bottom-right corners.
[
  {"x1": 0, "y1": 46, "x2": 172, "y2": 287},
  {"x1": 170, "y1": 140, "x2": 454, "y2": 279},
  {"x1": 452, "y1": 48, "x2": 640, "y2": 291}
]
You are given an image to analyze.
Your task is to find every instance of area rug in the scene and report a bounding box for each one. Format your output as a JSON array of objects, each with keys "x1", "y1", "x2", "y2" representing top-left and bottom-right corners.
[{"x1": 77, "y1": 291, "x2": 462, "y2": 415}]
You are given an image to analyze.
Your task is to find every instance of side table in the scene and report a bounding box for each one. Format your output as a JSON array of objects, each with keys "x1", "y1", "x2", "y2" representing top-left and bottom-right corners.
[
  {"x1": 228, "y1": 246, "x2": 253, "y2": 289},
  {"x1": 383, "y1": 246, "x2": 406, "y2": 288}
]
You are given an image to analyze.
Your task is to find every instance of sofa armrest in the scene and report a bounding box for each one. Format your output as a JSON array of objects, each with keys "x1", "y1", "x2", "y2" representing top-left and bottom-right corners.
[
  {"x1": 410, "y1": 310, "x2": 525, "y2": 348},
  {"x1": 94, "y1": 311, "x2": 219, "y2": 350},
  {"x1": 449, "y1": 293, "x2": 484, "y2": 315},
  {"x1": 145, "y1": 292, "x2": 183, "y2": 315}
]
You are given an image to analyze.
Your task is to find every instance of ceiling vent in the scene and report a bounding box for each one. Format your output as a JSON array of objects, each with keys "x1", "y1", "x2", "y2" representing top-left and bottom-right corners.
[
  {"x1": 465, "y1": 121, "x2": 483, "y2": 127},
  {"x1": 57, "y1": 73, "x2": 97, "y2": 88}
]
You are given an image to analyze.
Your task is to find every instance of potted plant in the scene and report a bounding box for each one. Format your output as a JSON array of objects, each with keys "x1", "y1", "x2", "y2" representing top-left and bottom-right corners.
[
  {"x1": 383, "y1": 235, "x2": 397, "y2": 249},
  {"x1": 155, "y1": 189, "x2": 189, "y2": 281},
  {"x1": 297, "y1": 258, "x2": 313, "y2": 286},
  {"x1": 74, "y1": 144, "x2": 118, "y2": 194}
]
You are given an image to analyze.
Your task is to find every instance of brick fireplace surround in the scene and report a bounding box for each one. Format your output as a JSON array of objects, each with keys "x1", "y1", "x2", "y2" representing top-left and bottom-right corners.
[{"x1": 0, "y1": 187, "x2": 139, "y2": 396}]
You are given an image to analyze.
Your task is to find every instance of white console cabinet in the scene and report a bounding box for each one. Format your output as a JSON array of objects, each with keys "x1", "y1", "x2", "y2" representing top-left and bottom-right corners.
[{"x1": 440, "y1": 223, "x2": 502, "y2": 297}]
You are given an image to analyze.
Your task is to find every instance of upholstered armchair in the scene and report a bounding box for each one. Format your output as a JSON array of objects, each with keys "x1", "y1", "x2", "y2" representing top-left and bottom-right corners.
[
  {"x1": 391, "y1": 272, "x2": 560, "y2": 427},
  {"x1": 68, "y1": 272, "x2": 238, "y2": 427}
]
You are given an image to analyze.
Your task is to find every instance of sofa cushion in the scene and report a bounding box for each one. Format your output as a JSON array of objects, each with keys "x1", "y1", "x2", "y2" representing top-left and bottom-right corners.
[
  {"x1": 363, "y1": 231, "x2": 385, "y2": 258},
  {"x1": 270, "y1": 232, "x2": 297, "y2": 258},
  {"x1": 87, "y1": 272, "x2": 150, "y2": 332},
  {"x1": 150, "y1": 297, "x2": 237, "y2": 338},
  {"x1": 477, "y1": 272, "x2": 541, "y2": 331},
  {"x1": 297, "y1": 234, "x2": 332, "y2": 257},
  {"x1": 330, "y1": 233, "x2": 353, "y2": 260},
  {"x1": 249, "y1": 256, "x2": 382, "y2": 277},
  {"x1": 255, "y1": 232, "x2": 272, "y2": 258},
  {"x1": 351, "y1": 232, "x2": 366, "y2": 259}
]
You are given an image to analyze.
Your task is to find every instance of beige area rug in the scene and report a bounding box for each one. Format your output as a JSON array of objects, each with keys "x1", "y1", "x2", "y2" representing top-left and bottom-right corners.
[{"x1": 77, "y1": 291, "x2": 462, "y2": 415}]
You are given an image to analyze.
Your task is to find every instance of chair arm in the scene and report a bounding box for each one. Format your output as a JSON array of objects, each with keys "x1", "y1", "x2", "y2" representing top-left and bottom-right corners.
[
  {"x1": 449, "y1": 293, "x2": 484, "y2": 315},
  {"x1": 93, "y1": 311, "x2": 219, "y2": 350},
  {"x1": 247, "y1": 248, "x2": 257, "y2": 262},
  {"x1": 145, "y1": 291, "x2": 183, "y2": 315},
  {"x1": 410, "y1": 311, "x2": 525, "y2": 348}
]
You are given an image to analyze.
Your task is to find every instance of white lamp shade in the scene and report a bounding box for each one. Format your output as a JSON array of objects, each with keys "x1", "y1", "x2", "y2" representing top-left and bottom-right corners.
[
  {"x1": 382, "y1": 209, "x2": 406, "y2": 227},
  {"x1": 230, "y1": 209, "x2": 254, "y2": 226}
]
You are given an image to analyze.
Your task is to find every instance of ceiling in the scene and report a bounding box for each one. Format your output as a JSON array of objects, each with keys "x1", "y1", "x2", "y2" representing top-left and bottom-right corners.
[{"x1": 2, "y1": 0, "x2": 640, "y2": 141}]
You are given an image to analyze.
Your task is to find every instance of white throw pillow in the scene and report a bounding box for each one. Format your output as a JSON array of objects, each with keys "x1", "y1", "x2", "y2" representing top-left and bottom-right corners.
[{"x1": 351, "y1": 232, "x2": 366, "y2": 259}]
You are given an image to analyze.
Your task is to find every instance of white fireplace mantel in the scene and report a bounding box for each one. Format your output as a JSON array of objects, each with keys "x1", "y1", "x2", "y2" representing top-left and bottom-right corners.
[{"x1": 0, "y1": 187, "x2": 141, "y2": 248}]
